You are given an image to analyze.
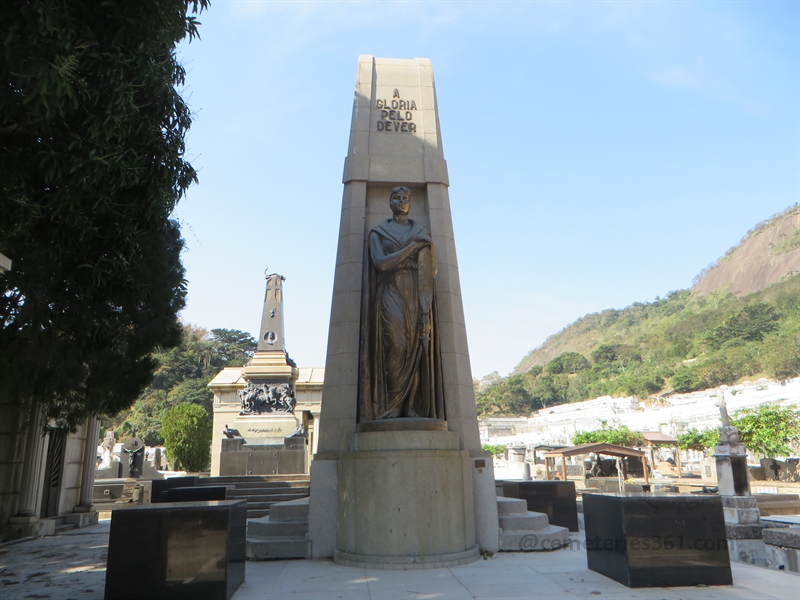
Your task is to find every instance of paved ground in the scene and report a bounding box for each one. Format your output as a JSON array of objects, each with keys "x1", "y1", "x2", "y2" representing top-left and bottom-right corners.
[{"x1": 1, "y1": 519, "x2": 797, "y2": 600}]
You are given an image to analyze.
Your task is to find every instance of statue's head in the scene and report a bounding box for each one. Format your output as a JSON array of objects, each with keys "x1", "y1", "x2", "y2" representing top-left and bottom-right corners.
[{"x1": 389, "y1": 186, "x2": 411, "y2": 216}]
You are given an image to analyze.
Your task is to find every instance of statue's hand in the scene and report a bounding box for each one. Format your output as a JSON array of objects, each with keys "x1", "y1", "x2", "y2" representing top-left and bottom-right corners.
[
  {"x1": 419, "y1": 312, "x2": 431, "y2": 341},
  {"x1": 414, "y1": 232, "x2": 432, "y2": 247}
]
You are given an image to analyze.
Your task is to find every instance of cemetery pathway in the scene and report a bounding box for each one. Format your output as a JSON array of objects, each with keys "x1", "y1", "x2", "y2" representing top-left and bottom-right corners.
[
  {"x1": 0, "y1": 520, "x2": 109, "y2": 600},
  {"x1": 1, "y1": 520, "x2": 797, "y2": 599}
]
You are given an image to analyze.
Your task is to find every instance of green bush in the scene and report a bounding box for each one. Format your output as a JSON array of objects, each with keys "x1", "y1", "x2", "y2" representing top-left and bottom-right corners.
[
  {"x1": 481, "y1": 444, "x2": 507, "y2": 456},
  {"x1": 731, "y1": 402, "x2": 800, "y2": 458},
  {"x1": 677, "y1": 428, "x2": 719, "y2": 452},
  {"x1": 161, "y1": 403, "x2": 212, "y2": 472},
  {"x1": 573, "y1": 425, "x2": 645, "y2": 447}
]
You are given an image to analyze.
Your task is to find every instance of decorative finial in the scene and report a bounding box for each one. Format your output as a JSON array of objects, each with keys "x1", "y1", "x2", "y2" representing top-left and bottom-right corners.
[{"x1": 718, "y1": 390, "x2": 730, "y2": 427}]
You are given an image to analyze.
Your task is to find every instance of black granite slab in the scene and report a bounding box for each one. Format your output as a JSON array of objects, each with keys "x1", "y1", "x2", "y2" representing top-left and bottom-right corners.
[
  {"x1": 583, "y1": 493, "x2": 732, "y2": 588},
  {"x1": 104, "y1": 499, "x2": 246, "y2": 600},
  {"x1": 159, "y1": 486, "x2": 228, "y2": 503},
  {"x1": 502, "y1": 481, "x2": 579, "y2": 531},
  {"x1": 151, "y1": 476, "x2": 198, "y2": 504}
]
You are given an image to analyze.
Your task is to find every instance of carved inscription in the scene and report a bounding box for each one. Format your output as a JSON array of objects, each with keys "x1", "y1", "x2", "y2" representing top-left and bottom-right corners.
[{"x1": 376, "y1": 88, "x2": 417, "y2": 133}]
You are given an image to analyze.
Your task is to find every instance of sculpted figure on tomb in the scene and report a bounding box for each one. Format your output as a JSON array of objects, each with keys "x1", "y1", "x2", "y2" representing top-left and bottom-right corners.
[
  {"x1": 359, "y1": 187, "x2": 445, "y2": 422},
  {"x1": 99, "y1": 430, "x2": 115, "y2": 469}
]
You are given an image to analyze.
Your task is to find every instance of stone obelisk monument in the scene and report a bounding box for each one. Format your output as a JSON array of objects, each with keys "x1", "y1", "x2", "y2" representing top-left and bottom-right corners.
[{"x1": 308, "y1": 56, "x2": 498, "y2": 567}]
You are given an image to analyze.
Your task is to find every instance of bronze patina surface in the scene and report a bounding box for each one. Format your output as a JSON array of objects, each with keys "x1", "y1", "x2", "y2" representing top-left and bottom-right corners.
[{"x1": 359, "y1": 187, "x2": 445, "y2": 423}]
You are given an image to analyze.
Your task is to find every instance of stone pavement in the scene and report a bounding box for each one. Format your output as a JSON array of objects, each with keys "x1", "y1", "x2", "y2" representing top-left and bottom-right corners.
[{"x1": 1, "y1": 519, "x2": 797, "y2": 600}]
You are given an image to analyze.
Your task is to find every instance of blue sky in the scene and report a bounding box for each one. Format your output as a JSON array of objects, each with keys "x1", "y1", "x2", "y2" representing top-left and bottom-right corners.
[{"x1": 173, "y1": 0, "x2": 799, "y2": 378}]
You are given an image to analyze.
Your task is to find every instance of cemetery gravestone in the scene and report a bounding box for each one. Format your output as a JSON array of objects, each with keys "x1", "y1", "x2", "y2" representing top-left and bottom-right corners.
[
  {"x1": 502, "y1": 481, "x2": 579, "y2": 532},
  {"x1": 104, "y1": 499, "x2": 246, "y2": 600},
  {"x1": 583, "y1": 492, "x2": 732, "y2": 587}
]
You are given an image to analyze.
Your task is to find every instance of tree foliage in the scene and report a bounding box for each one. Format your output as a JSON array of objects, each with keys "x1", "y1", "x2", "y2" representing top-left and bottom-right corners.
[
  {"x1": 0, "y1": 0, "x2": 208, "y2": 428},
  {"x1": 107, "y1": 325, "x2": 256, "y2": 445},
  {"x1": 481, "y1": 444, "x2": 506, "y2": 457},
  {"x1": 677, "y1": 428, "x2": 719, "y2": 453},
  {"x1": 731, "y1": 402, "x2": 800, "y2": 458},
  {"x1": 572, "y1": 425, "x2": 646, "y2": 448},
  {"x1": 161, "y1": 403, "x2": 212, "y2": 472}
]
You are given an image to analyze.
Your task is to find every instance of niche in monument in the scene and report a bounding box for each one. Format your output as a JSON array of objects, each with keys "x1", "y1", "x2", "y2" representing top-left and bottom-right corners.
[{"x1": 358, "y1": 186, "x2": 445, "y2": 429}]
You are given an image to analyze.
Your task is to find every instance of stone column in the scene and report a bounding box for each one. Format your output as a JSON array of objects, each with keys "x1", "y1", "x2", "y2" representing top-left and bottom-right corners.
[
  {"x1": 63, "y1": 416, "x2": 100, "y2": 529},
  {"x1": 77, "y1": 416, "x2": 99, "y2": 509},
  {"x1": 8, "y1": 402, "x2": 55, "y2": 537},
  {"x1": 14, "y1": 402, "x2": 45, "y2": 517}
]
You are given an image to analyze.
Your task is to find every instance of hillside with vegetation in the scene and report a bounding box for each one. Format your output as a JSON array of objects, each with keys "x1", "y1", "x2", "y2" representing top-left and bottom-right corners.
[
  {"x1": 477, "y1": 207, "x2": 800, "y2": 417},
  {"x1": 101, "y1": 325, "x2": 256, "y2": 445}
]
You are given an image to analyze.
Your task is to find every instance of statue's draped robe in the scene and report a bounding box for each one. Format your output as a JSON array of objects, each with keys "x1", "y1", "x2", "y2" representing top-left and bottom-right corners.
[{"x1": 359, "y1": 219, "x2": 445, "y2": 422}]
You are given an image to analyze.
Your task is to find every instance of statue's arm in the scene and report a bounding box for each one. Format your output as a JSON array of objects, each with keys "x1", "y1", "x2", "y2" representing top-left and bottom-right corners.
[{"x1": 369, "y1": 230, "x2": 429, "y2": 272}]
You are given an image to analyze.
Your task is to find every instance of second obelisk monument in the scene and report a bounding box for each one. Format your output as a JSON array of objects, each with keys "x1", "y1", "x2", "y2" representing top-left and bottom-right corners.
[{"x1": 308, "y1": 56, "x2": 498, "y2": 566}]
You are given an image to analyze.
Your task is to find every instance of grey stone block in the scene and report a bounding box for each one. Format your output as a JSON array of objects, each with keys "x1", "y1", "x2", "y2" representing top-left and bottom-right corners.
[
  {"x1": 763, "y1": 526, "x2": 800, "y2": 550},
  {"x1": 499, "y1": 524, "x2": 570, "y2": 552},
  {"x1": 726, "y1": 522, "x2": 769, "y2": 539},
  {"x1": 721, "y1": 496, "x2": 758, "y2": 509},
  {"x1": 499, "y1": 512, "x2": 549, "y2": 532},
  {"x1": 246, "y1": 537, "x2": 309, "y2": 560},
  {"x1": 496, "y1": 497, "x2": 527, "y2": 515}
]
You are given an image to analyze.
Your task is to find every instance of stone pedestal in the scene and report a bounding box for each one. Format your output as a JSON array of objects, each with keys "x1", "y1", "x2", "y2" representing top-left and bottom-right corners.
[
  {"x1": 334, "y1": 423, "x2": 479, "y2": 569},
  {"x1": 722, "y1": 496, "x2": 769, "y2": 566},
  {"x1": 714, "y1": 439, "x2": 767, "y2": 566},
  {"x1": 714, "y1": 442, "x2": 750, "y2": 496},
  {"x1": 7, "y1": 514, "x2": 55, "y2": 538}
]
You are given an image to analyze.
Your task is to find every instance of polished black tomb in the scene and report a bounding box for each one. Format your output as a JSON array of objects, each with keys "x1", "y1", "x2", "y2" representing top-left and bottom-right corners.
[
  {"x1": 583, "y1": 493, "x2": 732, "y2": 588},
  {"x1": 151, "y1": 476, "x2": 198, "y2": 503},
  {"x1": 159, "y1": 485, "x2": 227, "y2": 503},
  {"x1": 104, "y1": 500, "x2": 246, "y2": 600},
  {"x1": 502, "y1": 480, "x2": 579, "y2": 532}
]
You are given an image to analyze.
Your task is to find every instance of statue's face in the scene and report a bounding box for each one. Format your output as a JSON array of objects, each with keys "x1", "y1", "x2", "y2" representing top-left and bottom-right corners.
[{"x1": 390, "y1": 189, "x2": 411, "y2": 216}]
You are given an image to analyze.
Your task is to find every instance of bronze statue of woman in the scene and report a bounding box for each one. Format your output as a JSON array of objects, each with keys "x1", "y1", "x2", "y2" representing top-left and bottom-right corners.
[{"x1": 359, "y1": 187, "x2": 445, "y2": 422}]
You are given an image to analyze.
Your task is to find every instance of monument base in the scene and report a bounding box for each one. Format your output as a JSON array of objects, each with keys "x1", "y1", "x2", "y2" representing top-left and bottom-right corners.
[
  {"x1": 334, "y1": 546, "x2": 479, "y2": 570},
  {"x1": 335, "y1": 427, "x2": 479, "y2": 569},
  {"x1": 7, "y1": 515, "x2": 55, "y2": 539}
]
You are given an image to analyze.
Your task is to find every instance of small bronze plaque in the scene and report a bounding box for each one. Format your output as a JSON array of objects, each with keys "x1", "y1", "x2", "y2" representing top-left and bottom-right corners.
[{"x1": 474, "y1": 459, "x2": 486, "y2": 468}]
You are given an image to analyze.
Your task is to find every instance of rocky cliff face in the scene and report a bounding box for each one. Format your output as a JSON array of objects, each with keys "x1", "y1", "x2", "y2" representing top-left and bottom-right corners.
[{"x1": 692, "y1": 207, "x2": 800, "y2": 297}]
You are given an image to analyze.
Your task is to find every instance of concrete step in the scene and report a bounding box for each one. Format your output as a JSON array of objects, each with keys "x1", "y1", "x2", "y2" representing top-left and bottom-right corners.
[
  {"x1": 270, "y1": 498, "x2": 310, "y2": 522},
  {"x1": 499, "y1": 511, "x2": 549, "y2": 532},
  {"x1": 248, "y1": 517, "x2": 308, "y2": 539},
  {"x1": 227, "y1": 486, "x2": 309, "y2": 496},
  {"x1": 499, "y1": 524, "x2": 571, "y2": 552},
  {"x1": 204, "y1": 480, "x2": 310, "y2": 489},
  {"x1": 54, "y1": 523, "x2": 77, "y2": 534},
  {"x1": 247, "y1": 509, "x2": 270, "y2": 519},
  {"x1": 246, "y1": 537, "x2": 309, "y2": 560},
  {"x1": 497, "y1": 497, "x2": 528, "y2": 515},
  {"x1": 244, "y1": 496, "x2": 309, "y2": 510},
  {"x1": 200, "y1": 476, "x2": 309, "y2": 485}
]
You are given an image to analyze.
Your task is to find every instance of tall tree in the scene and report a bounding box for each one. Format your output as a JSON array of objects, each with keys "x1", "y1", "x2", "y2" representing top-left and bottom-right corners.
[{"x1": 0, "y1": 0, "x2": 208, "y2": 428}]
